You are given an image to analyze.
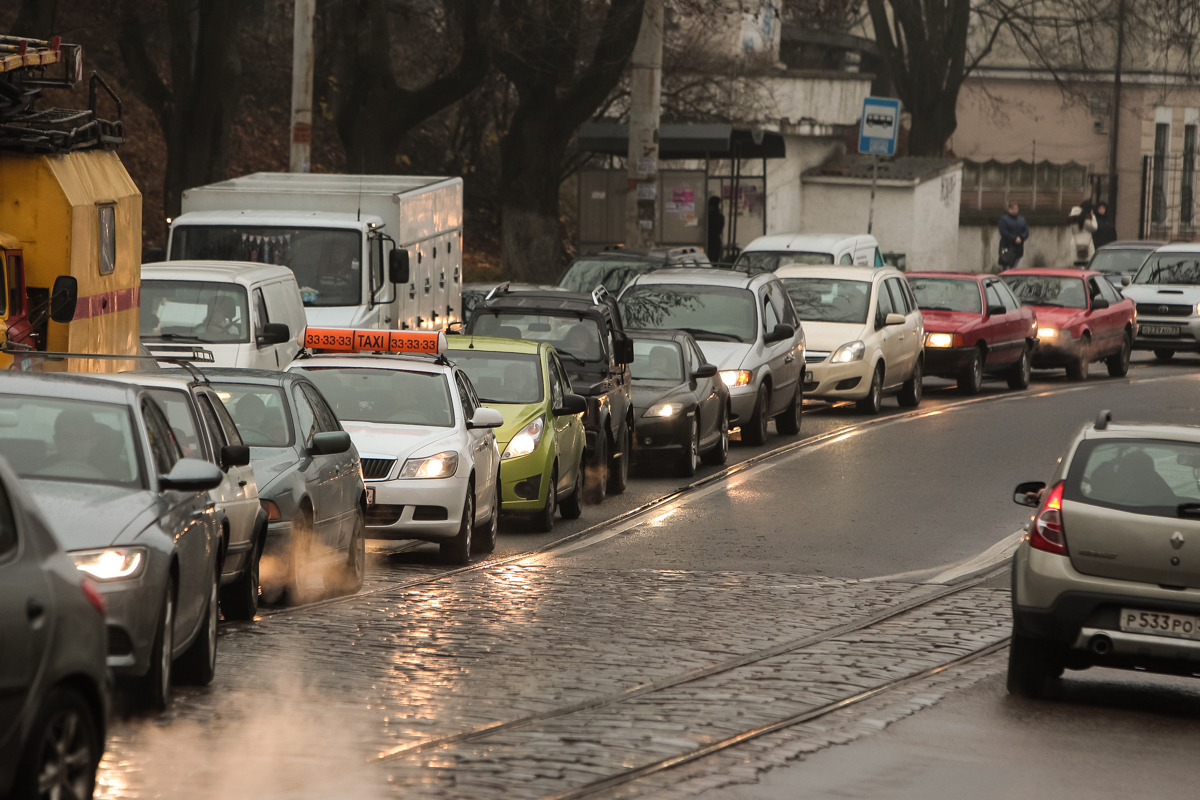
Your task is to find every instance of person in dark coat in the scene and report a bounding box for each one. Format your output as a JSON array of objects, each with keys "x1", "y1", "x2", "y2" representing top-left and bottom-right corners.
[
  {"x1": 998, "y1": 202, "x2": 1030, "y2": 267},
  {"x1": 1092, "y1": 202, "x2": 1118, "y2": 249},
  {"x1": 706, "y1": 196, "x2": 725, "y2": 263}
]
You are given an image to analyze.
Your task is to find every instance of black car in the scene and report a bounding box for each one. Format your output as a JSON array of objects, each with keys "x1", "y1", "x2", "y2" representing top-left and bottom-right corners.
[
  {"x1": 1088, "y1": 240, "x2": 1164, "y2": 289},
  {"x1": 0, "y1": 455, "x2": 108, "y2": 799},
  {"x1": 557, "y1": 247, "x2": 712, "y2": 295},
  {"x1": 468, "y1": 285, "x2": 635, "y2": 503},
  {"x1": 627, "y1": 329, "x2": 729, "y2": 477}
]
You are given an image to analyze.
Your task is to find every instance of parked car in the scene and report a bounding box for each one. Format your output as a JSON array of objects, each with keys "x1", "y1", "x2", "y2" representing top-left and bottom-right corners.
[
  {"x1": 558, "y1": 247, "x2": 711, "y2": 295},
  {"x1": 626, "y1": 328, "x2": 730, "y2": 476},
  {"x1": 1120, "y1": 243, "x2": 1200, "y2": 362},
  {"x1": 1087, "y1": 240, "x2": 1164, "y2": 290},
  {"x1": 907, "y1": 271, "x2": 1038, "y2": 393},
  {"x1": 446, "y1": 335, "x2": 587, "y2": 532},
  {"x1": 0, "y1": 455, "x2": 108, "y2": 799},
  {"x1": 206, "y1": 368, "x2": 366, "y2": 603},
  {"x1": 734, "y1": 233, "x2": 883, "y2": 273},
  {"x1": 0, "y1": 373, "x2": 226, "y2": 711},
  {"x1": 619, "y1": 268, "x2": 805, "y2": 442},
  {"x1": 1008, "y1": 412, "x2": 1200, "y2": 697},
  {"x1": 1002, "y1": 267, "x2": 1136, "y2": 380},
  {"x1": 776, "y1": 265, "x2": 920, "y2": 414},
  {"x1": 140, "y1": 261, "x2": 307, "y2": 369}
]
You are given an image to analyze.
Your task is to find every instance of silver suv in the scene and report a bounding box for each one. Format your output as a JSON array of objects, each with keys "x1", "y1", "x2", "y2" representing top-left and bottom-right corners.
[{"x1": 1009, "y1": 411, "x2": 1200, "y2": 697}]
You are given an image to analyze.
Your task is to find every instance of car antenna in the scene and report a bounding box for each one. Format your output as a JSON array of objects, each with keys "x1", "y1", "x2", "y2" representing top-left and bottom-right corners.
[{"x1": 357, "y1": 168, "x2": 363, "y2": 222}]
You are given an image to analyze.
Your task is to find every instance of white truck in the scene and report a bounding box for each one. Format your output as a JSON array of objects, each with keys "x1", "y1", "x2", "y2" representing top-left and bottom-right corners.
[{"x1": 167, "y1": 173, "x2": 464, "y2": 332}]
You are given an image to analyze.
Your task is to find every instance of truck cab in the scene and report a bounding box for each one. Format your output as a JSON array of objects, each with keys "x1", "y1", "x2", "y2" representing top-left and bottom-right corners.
[{"x1": 0, "y1": 233, "x2": 30, "y2": 349}]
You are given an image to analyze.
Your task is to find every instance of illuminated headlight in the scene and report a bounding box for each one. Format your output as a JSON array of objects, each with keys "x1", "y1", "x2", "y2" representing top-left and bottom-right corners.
[
  {"x1": 720, "y1": 370, "x2": 752, "y2": 387},
  {"x1": 70, "y1": 548, "x2": 146, "y2": 581},
  {"x1": 925, "y1": 332, "x2": 962, "y2": 348},
  {"x1": 645, "y1": 402, "x2": 683, "y2": 418},
  {"x1": 830, "y1": 341, "x2": 866, "y2": 363},
  {"x1": 400, "y1": 451, "x2": 459, "y2": 478},
  {"x1": 502, "y1": 417, "x2": 544, "y2": 459},
  {"x1": 1038, "y1": 327, "x2": 1059, "y2": 339}
]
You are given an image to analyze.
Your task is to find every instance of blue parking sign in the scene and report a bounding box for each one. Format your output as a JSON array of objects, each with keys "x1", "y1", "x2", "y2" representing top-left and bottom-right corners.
[{"x1": 859, "y1": 97, "x2": 900, "y2": 156}]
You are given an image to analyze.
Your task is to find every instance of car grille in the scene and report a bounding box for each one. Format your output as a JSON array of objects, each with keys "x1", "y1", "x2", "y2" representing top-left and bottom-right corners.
[
  {"x1": 366, "y1": 504, "x2": 404, "y2": 526},
  {"x1": 361, "y1": 458, "x2": 396, "y2": 480},
  {"x1": 805, "y1": 351, "x2": 830, "y2": 364},
  {"x1": 1136, "y1": 303, "x2": 1194, "y2": 317}
]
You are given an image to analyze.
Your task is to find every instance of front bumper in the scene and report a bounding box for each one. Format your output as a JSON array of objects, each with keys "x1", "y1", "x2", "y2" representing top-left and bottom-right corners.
[
  {"x1": 923, "y1": 345, "x2": 975, "y2": 376},
  {"x1": 632, "y1": 411, "x2": 690, "y2": 461},
  {"x1": 92, "y1": 566, "x2": 167, "y2": 676},
  {"x1": 803, "y1": 358, "x2": 872, "y2": 401},
  {"x1": 497, "y1": 440, "x2": 554, "y2": 513},
  {"x1": 1030, "y1": 334, "x2": 1081, "y2": 367},
  {"x1": 1133, "y1": 316, "x2": 1200, "y2": 352},
  {"x1": 363, "y1": 475, "x2": 468, "y2": 541}
]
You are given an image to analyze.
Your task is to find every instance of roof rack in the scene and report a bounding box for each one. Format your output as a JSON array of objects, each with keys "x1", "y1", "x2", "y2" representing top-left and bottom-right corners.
[
  {"x1": 485, "y1": 281, "x2": 510, "y2": 302},
  {"x1": 591, "y1": 284, "x2": 610, "y2": 306},
  {"x1": 1, "y1": 343, "x2": 213, "y2": 382}
]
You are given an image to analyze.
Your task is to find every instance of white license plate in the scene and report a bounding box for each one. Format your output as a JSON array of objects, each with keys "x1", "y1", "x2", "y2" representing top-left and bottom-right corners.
[
  {"x1": 1119, "y1": 608, "x2": 1200, "y2": 640},
  {"x1": 1141, "y1": 324, "x2": 1182, "y2": 337},
  {"x1": 365, "y1": 486, "x2": 375, "y2": 505}
]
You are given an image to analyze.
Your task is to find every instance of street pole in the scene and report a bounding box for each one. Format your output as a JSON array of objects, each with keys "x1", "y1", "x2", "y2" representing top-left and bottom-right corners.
[
  {"x1": 868, "y1": 155, "x2": 877, "y2": 234},
  {"x1": 289, "y1": 0, "x2": 315, "y2": 173},
  {"x1": 1108, "y1": 0, "x2": 1126, "y2": 215},
  {"x1": 625, "y1": 0, "x2": 663, "y2": 248}
]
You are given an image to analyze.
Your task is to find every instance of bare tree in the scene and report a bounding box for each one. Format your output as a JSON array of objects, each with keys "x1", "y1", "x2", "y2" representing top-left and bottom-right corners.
[{"x1": 14, "y1": 0, "x2": 58, "y2": 37}]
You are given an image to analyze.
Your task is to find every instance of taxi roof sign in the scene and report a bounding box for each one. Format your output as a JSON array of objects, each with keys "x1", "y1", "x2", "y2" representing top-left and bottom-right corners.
[{"x1": 304, "y1": 328, "x2": 448, "y2": 356}]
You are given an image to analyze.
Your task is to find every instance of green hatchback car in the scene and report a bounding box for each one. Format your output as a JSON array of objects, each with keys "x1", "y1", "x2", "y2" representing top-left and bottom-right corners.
[{"x1": 446, "y1": 336, "x2": 588, "y2": 531}]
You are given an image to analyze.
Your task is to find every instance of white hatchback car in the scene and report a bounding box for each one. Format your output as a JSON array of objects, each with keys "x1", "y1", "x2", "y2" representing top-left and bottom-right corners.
[
  {"x1": 777, "y1": 265, "x2": 924, "y2": 413},
  {"x1": 285, "y1": 332, "x2": 503, "y2": 564}
]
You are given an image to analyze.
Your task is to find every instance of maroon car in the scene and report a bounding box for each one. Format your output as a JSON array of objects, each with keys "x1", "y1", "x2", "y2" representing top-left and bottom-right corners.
[
  {"x1": 908, "y1": 271, "x2": 1039, "y2": 394},
  {"x1": 1000, "y1": 267, "x2": 1136, "y2": 381}
]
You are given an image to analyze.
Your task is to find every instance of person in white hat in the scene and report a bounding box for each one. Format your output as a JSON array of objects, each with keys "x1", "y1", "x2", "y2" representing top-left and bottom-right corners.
[{"x1": 1069, "y1": 203, "x2": 1098, "y2": 266}]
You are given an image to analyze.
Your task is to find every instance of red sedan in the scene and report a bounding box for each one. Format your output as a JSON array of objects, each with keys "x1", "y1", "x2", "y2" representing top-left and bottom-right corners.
[
  {"x1": 908, "y1": 271, "x2": 1039, "y2": 394},
  {"x1": 1000, "y1": 267, "x2": 1136, "y2": 381}
]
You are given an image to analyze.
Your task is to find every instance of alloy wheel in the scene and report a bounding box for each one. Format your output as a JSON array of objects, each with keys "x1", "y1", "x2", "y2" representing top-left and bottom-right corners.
[{"x1": 35, "y1": 707, "x2": 94, "y2": 799}]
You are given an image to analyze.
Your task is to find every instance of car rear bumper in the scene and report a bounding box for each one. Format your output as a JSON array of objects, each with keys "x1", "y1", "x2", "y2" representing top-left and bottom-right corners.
[
  {"x1": 803, "y1": 359, "x2": 872, "y2": 401},
  {"x1": 923, "y1": 345, "x2": 975, "y2": 376},
  {"x1": 362, "y1": 476, "x2": 469, "y2": 540},
  {"x1": 1133, "y1": 316, "x2": 1200, "y2": 352}
]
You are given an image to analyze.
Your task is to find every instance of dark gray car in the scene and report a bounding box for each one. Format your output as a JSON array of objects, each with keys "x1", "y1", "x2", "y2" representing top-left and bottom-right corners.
[
  {"x1": 0, "y1": 373, "x2": 225, "y2": 712},
  {"x1": 0, "y1": 454, "x2": 108, "y2": 800}
]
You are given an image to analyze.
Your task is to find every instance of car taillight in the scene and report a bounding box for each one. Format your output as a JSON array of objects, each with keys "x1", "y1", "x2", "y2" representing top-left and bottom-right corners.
[
  {"x1": 80, "y1": 578, "x2": 106, "y2": 616},
  {"x1": 1030, "y1": 481, "x2": 1067, "y2": 555}
]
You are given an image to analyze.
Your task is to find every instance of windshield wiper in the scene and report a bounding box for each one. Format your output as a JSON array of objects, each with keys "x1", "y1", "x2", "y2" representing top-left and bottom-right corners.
[
  {"x1": 679, "y1": 327, "x2": 743, "y2": 342},
  {"x1": 556, "y1": 350, "x2": 589, "y2": 367},
  {"x1": 153, "y1": 333, "x2": 211, "y2": 343},
  {"x1": 920, "y1": 306, "x2": 957, "y2": 311}
]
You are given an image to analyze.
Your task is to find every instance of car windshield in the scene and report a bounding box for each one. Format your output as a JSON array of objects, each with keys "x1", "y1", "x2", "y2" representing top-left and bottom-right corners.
[
  {"x1": 619, "y1": 285, "x2": 756, "y2": 343},
  {"x1": 908, "y1": 278, "x2": 983, "y2": 313},
  {"x1": 735, "y1": 251, "x2": 834, "y2": 273},
  {"x1": 1134, "y1": 254, "x2": 1200, "y2": 285},
  {"x1": 449, "y1": 350, "x2": 543, "y2": 404},
  {"x1": 0, "y1": 396, "x2": 141, "y2": 488},
  {"x1": 473, "y1": 313, "x2": 606, "y2": 363},
  {"x1": 1069, "y1": 439, "x2": 1200, "y2": 514},
  {"x1": 212, "y1": 384, "x2": 294, "y2": 447},
  {"x1": 559, "y1": 259, "x2": 654, "y2": 294},
  {"x1": 1091, "y1": 248, "x2": 1152, "y2": 275},
  {"x1": 170, "y1": 225, "x2": 361, "y2": 307},
  {"x1": 1003, "y1": 275, "x2": 1087, "y2": 309},
  {"x1": 630, "y1": 340, "x2": 685, "y2": 382},
  {"x1": 297, "y1": 368, "x2": 455, "y2": 427},
  {"x1": 141, "y1": 280, "x2": 250, "y2": 344},
  {"x1": 780, "y1": 278, "x2": 871, "y2": 323}
]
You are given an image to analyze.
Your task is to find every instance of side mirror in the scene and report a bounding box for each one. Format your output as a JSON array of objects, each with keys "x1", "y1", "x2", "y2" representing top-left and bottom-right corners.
[
  {"x1": 986, "y1": 304, "x2": 1006, "y2": 317},
  {"x1": 615, "y1": 336, "x2": 635, "y2": 364},
  {"x1": 310, "y1": 430, "x2": 352, "y2": 456},
  {"x1": 884, "y1": 313, "x2": 906, "y2": 327},
  {"x1": 468, "y1": 407, "x2": 504, "y2": 429},
  {"x1": 1121, "y1": 275, "x2": 1131, "y2": 287},
  {"x1": 220, "y1": 444, "x2": 251, "y2": 470},
  {"x1": 692, "y1": 363, "x2": 719, "y2": 379},
  {"x1": 389, "y1": 249, "x2": 410, "y2": 284},
  {"x1": 1091, "y1": 297, "x2": 1110, "y2": 310},
  {"x1": 763, "y1": 323, "x2": 794, "y2": 344},
  {"x1": 552, "y1": 393, "x2": 587, "y2": 416},
  {"x1": 257, "y1": 322, "x2": 291, "y2": 346},
  {"x1": 1013, "y1": 480, "x2": 1047, "y2": 507},
  {"x1": 49, "y1": 275, "x2": 78, "y2": 324},
  {"x1": 160, "y1": 458, "x2": 224, "y2": 492}
]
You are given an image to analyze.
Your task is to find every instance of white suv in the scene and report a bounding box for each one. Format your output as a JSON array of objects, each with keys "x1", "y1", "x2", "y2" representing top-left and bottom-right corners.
[{"x1": 1120, "y1": 243, "x2": 1200, "y2": 362}]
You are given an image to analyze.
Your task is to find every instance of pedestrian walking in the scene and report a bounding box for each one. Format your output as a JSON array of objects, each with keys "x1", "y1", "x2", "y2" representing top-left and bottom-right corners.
[
  {"x1": 706, "y1": 196, "x2": 725, "y2": 264},
  {"x1": 1092, "y1": 202, "x2": 1118, "y2": 250},
  {"x1": 1069, "y1": 203, "x2": 1098, "y2": 266},
  {"x1": 998, "y1": 202, "x2": 1029, "y2": 268}
]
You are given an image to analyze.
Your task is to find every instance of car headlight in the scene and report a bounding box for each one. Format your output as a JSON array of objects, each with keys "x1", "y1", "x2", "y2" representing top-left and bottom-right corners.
[
  {"x1": 830, "y1": 341, "x2": 866, "y2": 363},
  {"x1": 720, "y1": 370, "x2": 752, "y2": 387},
  {"x1": 400, "y1": 451, "x2": 459, "y2": 478},
  {"x1": 645, "y1": 402, "x2": 683, "y2": 418},
  {"x1": 502, "y1": 417, "x2": 544, "y2": 459},
  {"x1": 1038, "y1": 327, "x2": 1059, "y2": 338},
  {"x1": 925, "y1": 332, "x2": 962, "y2": 348},
  {"x1": 70, "y1": 547, "x2": 146, "y2": 581}
]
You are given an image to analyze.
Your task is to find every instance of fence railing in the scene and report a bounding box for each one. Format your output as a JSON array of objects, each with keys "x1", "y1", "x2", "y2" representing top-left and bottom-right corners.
[
  {"x1": 1140, "y1": 154, "x2": 1199, "y2": 241},
  {"x1": 960, "y1": 159, "x2": 1091, "y2": 213}
]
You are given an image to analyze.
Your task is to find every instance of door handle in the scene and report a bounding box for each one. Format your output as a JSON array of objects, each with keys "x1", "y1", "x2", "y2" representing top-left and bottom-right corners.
[
  {"x1": 785, "y1": 354, "x2": 795, "y2": 363},
  {"x1": 27, "y1": 598, "x2": 45, "y2": 621}
]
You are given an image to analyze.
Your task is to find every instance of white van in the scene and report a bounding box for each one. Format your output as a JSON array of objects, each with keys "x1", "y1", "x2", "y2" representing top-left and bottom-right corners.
[
  {"x1": 140, "y1": 261, "x2": 308, "y2": 370},
  {"x1": 735, "y1": 233, "x2": 883, "y2": 272}
]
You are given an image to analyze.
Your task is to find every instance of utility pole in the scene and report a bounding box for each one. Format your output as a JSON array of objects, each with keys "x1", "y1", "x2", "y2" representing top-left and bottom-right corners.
[
  {"x1": 289, "y1": 0, "x2": 316, "y2": 173},
  {"x1": 626, "y1": 0, "x2": 663, "y2": 248},
  {"x1": 1107, "y1": 0, "x2": 1126, "y2": 216}
]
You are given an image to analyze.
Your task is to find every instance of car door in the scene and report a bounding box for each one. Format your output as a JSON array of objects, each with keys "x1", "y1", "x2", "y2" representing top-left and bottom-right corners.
[
  {"x1": 0, "y1": 476, "x2": 50, "y2": 740},
  {"x1": 994, "y1": 279, "x2": 1030, "y2": 363},
  {"x1": 759, "y1": 283, "x2": 796, "y2": 414},
  {"x1": 456, "y1": 371, "x2": 496, "y2": 522},
  {"x1": 545, "y1": 353, "x2": 572, "y2": 496},
  {"x1": 981, "y1": 280, "x2": 1016, "y2": 366},
  {"x1": 550, "y1": 353, "x2": 584, "y2": 491},
  {"x1": 302, "y1": 383, "x2": 359, "y2": 543},
  {"x1": 1086, "y1": 276, "x2": 1120, "y2": 355},
  {"x1": 872, "y1": 277, "x2": 904, "y2": 387},
  {"x1": 290, "y1": 384, "x2": 341, "y2": 548},
  {"x1": 884, "y1": 278, "x2": 919, "y2": 383},
  {"x1": 687, "y1": 338, "x2": 721, "y2": 448},
  {"x1": 1096, "y1": 278, "x2": 1131, "y2": 346},
  {"x1": 195, "y1": 390, "x2": 258, "y2": 559},
  {"x1": 263, "y1": 280, "x2": 304, "y2": 367}
]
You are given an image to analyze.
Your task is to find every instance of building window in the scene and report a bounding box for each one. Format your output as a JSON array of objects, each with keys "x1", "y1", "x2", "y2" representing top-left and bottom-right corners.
[
  {"x1": 98, "y1": 204, "x2": 116, "y2": 275},
  {"x1": 1183, "y1": 125, "x2": 1197, "y2": 225},
  {"x1": 1152, "y1": 122, "x2": 1170, "y2": 224}
]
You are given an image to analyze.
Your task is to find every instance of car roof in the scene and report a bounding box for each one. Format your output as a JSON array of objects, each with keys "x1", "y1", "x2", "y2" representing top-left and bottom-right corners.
[
  {"x1": 625, "y1": 327, "x2": 688, "y2": 343},
  {"x1": 742, "y1": 232, "x2": 868, "y2": 253},
  {"x1": 906, "y1": 271, "x2": 988, "y2": 281},
  {"x1": 1084, "y1": 421, "x2": 1200, "y2": 444},
  {"x1": 0, "y1": 372, "x2": 144, "y2": 404},
  {"x1": 285, "y1": 354, "x2": 454, "y2": 374},
  {"x1": 1149, "y1": 243, "x2": 1200, "y2": 254},
  {"x1": 774, "y1": 264, "x2": 897, "y2": 281},
  {"x1": 446, "y1": 335, "x2": 544, "y2": 355},
  {"x1": 626, "y1": 267, "x2": 768, "y2": 289},
  {"x1": 142, "y1": 260, "x2": 297, "y2": 285},
  {"x1": 199, "y1": 367, "x2": 310, "y2": 386},
  {"x1": 1001, "y1": 267, "x2": 1099, "y2": 279},
  {"x1": 98, "y1": 371, "x2": 200, "y2": 391},
  {"x1": 1098, "y1": 240, "x2": 1165, "y2": 250}
]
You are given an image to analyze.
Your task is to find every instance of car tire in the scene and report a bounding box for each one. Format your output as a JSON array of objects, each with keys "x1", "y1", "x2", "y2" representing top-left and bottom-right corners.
[
  {"x1": 743, "y1": 385, "x2": 770, "y2": 445},
  {"x1": 957, "y1": 348, "x2": 983, "y2": 395},
  {"x1": 1154, "y1": 348, "x2": 1176, "y2": 361},
  {"x1": 584, "y1": 434, "x2": 608, "y2": 505},
  {"x1": 679, "y1": 416, "x2": 700, "y2": 478},
  {"x1": 1106, "y1": 330, "x2": 1132, "y2": 377},
  {"x1": 326, "y1": 507, "x2": 366, "y2": 596},
  {"x1": 1006, "y1": 344, "x2": 1032, "y2": 390},
  {"x1": 702, "y1": 406, "x2": 730, "y2": 466},
  {"x1": 607, "y1": 422, "x2": 630, "y2": 495},
  {"x1": 175, "y1": 563, "x2": 219, "y2": 686},
  {"x1": 532, "y1": 468, "x2": 558, "y2": 533},
  {"x1": 474, "y1": 477, "x2": 500, "y2": 553},
  {"x1": 856, "y1": 365, "x2": 883, "y2": 414},
  {"x1": 1066, "y1": 335, "x2": 1090, "y2": 382},
  {"x1": 559, "y1": 457, "x2": 584, "y2": 519},
  {"x1": 898, "y1": 358, "x2": 923, "y2": 407},
  {"x1": 220, "y1": 526, "x2": 262, "y2": 621},
  {"x1": 1006, "y1": 632, "x2": 1063, "y2": 699},
  {"x1": 440, "y1": 487, "x2": 473, "y2": 565},
  {"x1": 12, "y1": 687, "x2": 100, "y2": 800},
  {"x1": 134, "y1": 579, "x2": 174, "y2": 711},
  {"x1": 776, "y1": 383, "x2": 803, "y2": 435}
]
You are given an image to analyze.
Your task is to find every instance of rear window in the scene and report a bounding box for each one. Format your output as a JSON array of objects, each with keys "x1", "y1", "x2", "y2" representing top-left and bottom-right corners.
[{"x1": 1066, "y1": 438, "x2": 1200, "y2": 517}]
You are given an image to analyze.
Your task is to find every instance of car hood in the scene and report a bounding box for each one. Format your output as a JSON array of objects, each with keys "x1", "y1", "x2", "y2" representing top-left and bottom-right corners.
[
  {"x1": 482, "y1": 402, "x2": 544, "y2": 446},
  {"x1": 631, "y1": 381, "x2": 689, "y2": 412},
  {"x1": 1028, "y1": 305, "x2": 1086, "y2": 328},
  {"x1": 22, "y1": 480, "x2": 159, "y2": 549},
  {"x1": 920, "y1": 309, "x2": 982, "y2": 333},
  {"x1": 800, "y1": 321, "x2": 869, "y2": 352},
  {"x1": 341, "y1": 420, "x2": 457, "y2": 460},
  {"x1": 1121, "y1": 285, "x2": 1200, "y2": 304},
  {"x1": 693, "y1": 340, "x2": 753, "y2": 370}
]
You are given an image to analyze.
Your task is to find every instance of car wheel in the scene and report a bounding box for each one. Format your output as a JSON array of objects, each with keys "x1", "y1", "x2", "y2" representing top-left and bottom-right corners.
[
  {"x1": 1154, "y1": 348, "x2": 1176, "y2": 361},
  {"x1": 135, "y1": 580, "x2": 174, "y2": 711},
  {"x1": 1066, "y1": 335, "x2": 1090, "y2": 382},
  {"x1": 474, "y1": 476, "x2": 499, "y2": 553},
  {"x1": 583, "y1": 433, "x2": 608, "y2": 505},
  {"x1": 326, "y1": 507, "x2": 366, "y2": 596},
  {"x1": 1007, "y1": 344, "x2": 1032, "y2": 390},
  {"x1": 285, "y1": 508, "x2": 317, "y2": 606},
  {"x1": 220, "y1": 526, "x2": 262, "y2": 621},
  {"x1": 12, "y1": 687, "x2": 100, "y2": 800},
  {"x1": 533, "y1": 468, "x2": 558, "y2": 533},
  {"x1": 679, "y1": 416, "x2": 700, "y2": 478},
  {"x1": 176, "y1": 563, "x2": 219, "y2": 686},
  {"x1": 743, "y1": 384, "x2": 770, "y2": 445},
  {"x1": 776, "y1": 383, "x2": 802, "y2": 435},
  {"x1": 440, "y1": 486, "x2": 473, "y2": 565},
  {"x1": 607, "y1": 422, "x2": 630, "y2": 495},
  {"x1": 856, "y1": 365, "x2": 883, "y2": 414},
  {"x1": 1006, "y1": 632, "x2": 1063, "y2": 698},
  {"x1": 559, "y1": 457, "x2": 584, "y2": 519},
  {"x1": 957, "y1": 348, "x2": 983, "y2": 395},
  {"x1": 1106, "y1": 330, "x2": 1132, "y2": 377},
  {"x1": 898, "y1": 358, "x2": 923, "y2": 407},
  {"x1": 702, "y1": 405, "x2": 730, "y2": 466}
]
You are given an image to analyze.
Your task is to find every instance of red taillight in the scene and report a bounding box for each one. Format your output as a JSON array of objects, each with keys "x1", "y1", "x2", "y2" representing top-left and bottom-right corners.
[
  {"x1": 1030, "y1": 481, "x2": 1068, "y2": 555},
  {"x1": 80, "y1": 578, "x2": 106, "y2": 616}
]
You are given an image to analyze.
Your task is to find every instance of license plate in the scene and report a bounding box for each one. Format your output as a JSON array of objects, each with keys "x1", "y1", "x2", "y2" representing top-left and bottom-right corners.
[
  {"x1": 1141, "y1": 324, "x2": 1182, "y2": 337},
  {"x1": 365, "y1": 486, "x2": 375, "y2": 505},
  {"x1": 1119, "y1": 608, "x2": 1200, "y2": 640}
]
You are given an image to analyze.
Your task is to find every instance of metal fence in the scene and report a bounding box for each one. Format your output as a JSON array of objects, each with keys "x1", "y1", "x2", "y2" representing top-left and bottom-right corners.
[{"x1": 1140, "y1": 153, "x2": 1199, "y2": 241}]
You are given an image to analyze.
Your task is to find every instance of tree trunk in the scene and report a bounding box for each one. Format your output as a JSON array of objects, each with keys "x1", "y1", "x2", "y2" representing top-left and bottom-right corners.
[
  {"x1": 906, "y1": 99, "x2": 957, "y2": 157},
  {"x1": 500, "y1": 101, "x2": 571, "y2": 283},
  {"x1": 14, "y1": 0, "x2": 57, "y2": 38}
]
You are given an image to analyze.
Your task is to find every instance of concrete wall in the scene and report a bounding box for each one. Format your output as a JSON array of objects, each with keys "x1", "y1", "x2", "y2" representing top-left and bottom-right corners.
[
  {"x1": 763, "y1": 72, "x2": 871, "y2": 126},
  {"x1": 765, "y1": 136, "x2": 843, "y2": 235},
  {"x1": 956, "y1": 223, "x2": 1076, "y2": 273}
]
